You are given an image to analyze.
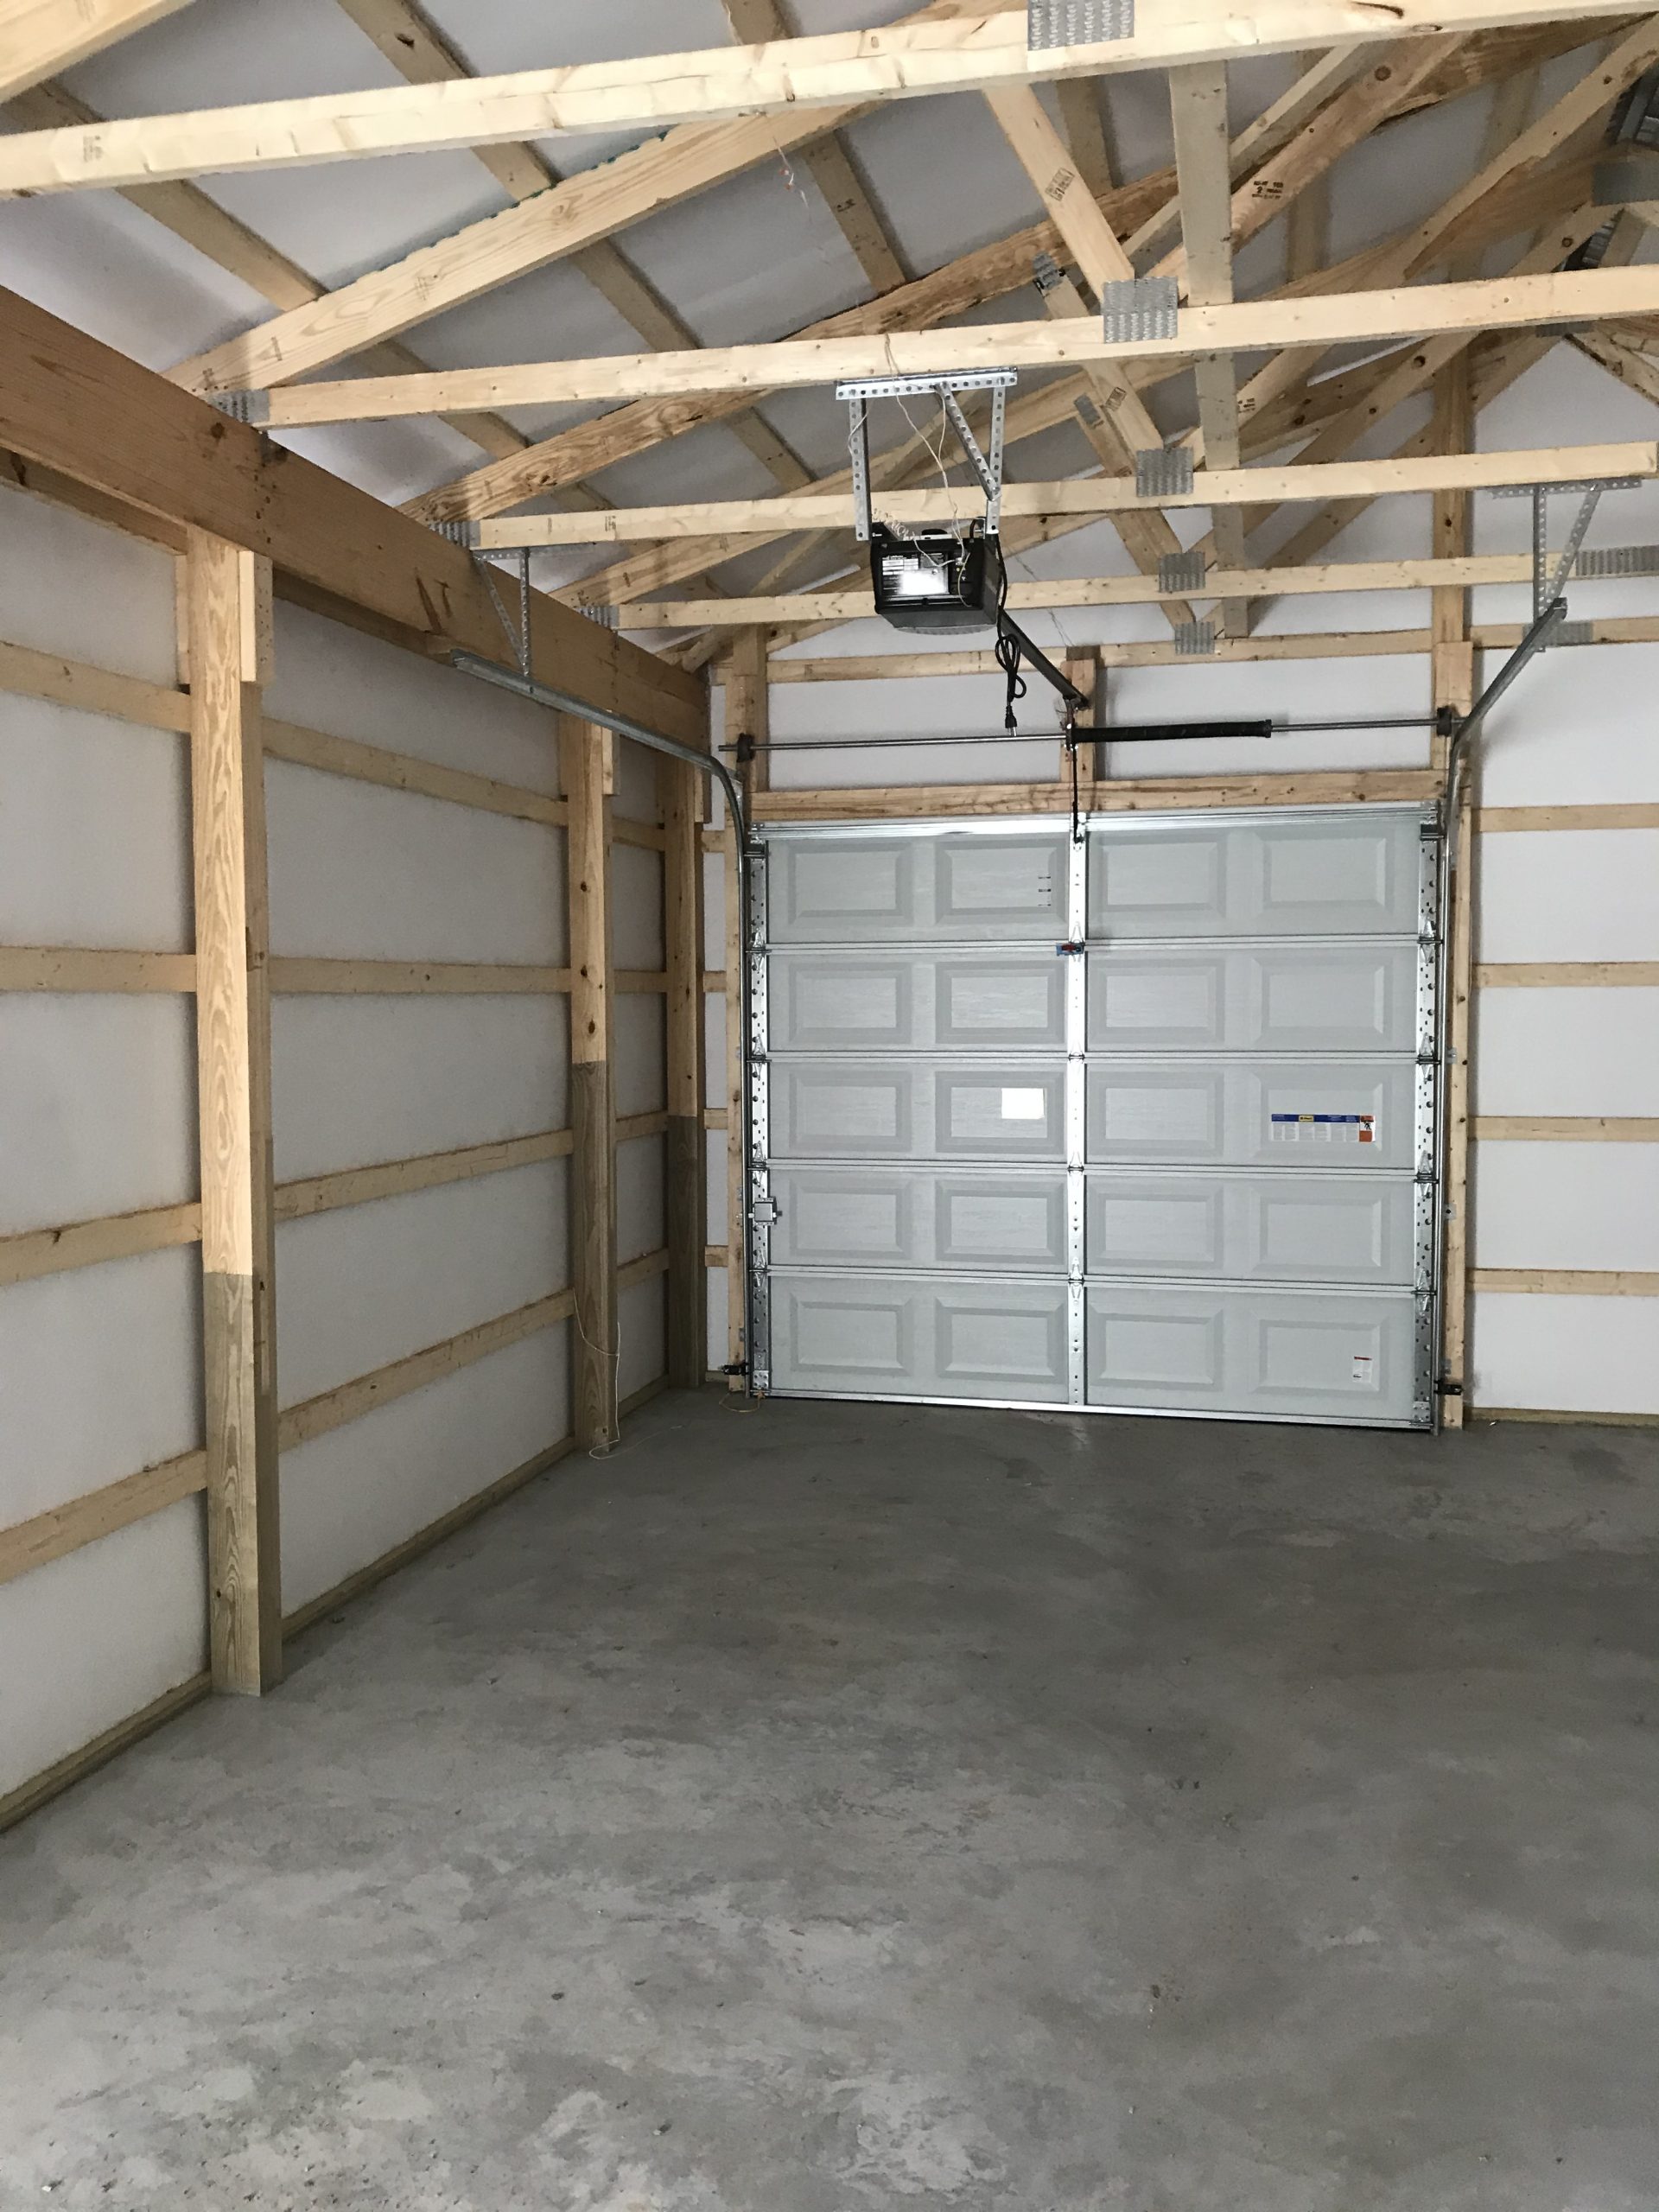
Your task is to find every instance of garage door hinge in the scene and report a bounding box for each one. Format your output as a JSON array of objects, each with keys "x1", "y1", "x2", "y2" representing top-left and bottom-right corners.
[{"x1": 753, "y1": 1198, "x2": 780, "y2": 1226}]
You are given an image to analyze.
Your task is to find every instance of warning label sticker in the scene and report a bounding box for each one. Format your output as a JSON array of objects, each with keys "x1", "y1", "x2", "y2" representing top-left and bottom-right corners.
[{"x1": 1270, "y1": 1113, "x2": 1376, "y2": 1146}]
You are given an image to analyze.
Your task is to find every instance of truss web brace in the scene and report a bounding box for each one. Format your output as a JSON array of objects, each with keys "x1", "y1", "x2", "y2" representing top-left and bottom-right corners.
[
  {"x1": 1028, "y1": 0, "x2": 1134, "y2": 46},
  {"x1": 836, "y1": 368, "x2": 1018, "y2": 543},
  {"x1": 1101, "y1": 276, "x2": 1178, "y2": 345},
  {"x1": 1136, "y1": 447, "x2": 1194, "y2": 499},
  {"x1": 1159, "y1": 549, "x2": 1210, "y2": 594},
  {"x1": 1173, "y1": 620, "x2": 1217, "y2": 658}
]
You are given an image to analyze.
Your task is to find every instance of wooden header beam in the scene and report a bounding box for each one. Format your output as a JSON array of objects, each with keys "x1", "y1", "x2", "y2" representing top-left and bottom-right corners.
[
  {"x1": 470, "y1": 442, "x2": 1659, "y2": 546},
  {"x1": 0, "y1": 0, "x2": 1640, "y2": 195},
  {"x1": 252, "y1": 268, "x2": 1659, "y2": 423},
  {"x1": 0, "y1": 284, "x2": 703, "y2": 747}
]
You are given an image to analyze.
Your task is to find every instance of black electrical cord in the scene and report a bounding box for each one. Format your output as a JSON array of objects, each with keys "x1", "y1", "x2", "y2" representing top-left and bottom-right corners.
[{"x1": 992, "y1": 560, "x2": 1028, "y2": 735}]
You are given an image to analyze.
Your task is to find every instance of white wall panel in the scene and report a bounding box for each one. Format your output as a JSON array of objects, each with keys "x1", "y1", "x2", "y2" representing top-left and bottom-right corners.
[
  {"x1": 617, "y1": 1134, "x2": 665, "y2": 1269},
  {"x1": 1471, "y1": 1295, "x2": 1659, "y2": 1416},
  {"x1": 0, "y1": 698, "x2": 190, "y2": 951},
  {"x1": 0, "y1": 481, "x2": 176, "y2": 685},
  {"x1": 275, "y1": 1162, "x2": 569, "y2": 1408},
  {"x1": 271, "y1": 997, "x2": 567, "y2": 1181},
  {"x1": 0, "y1": 1503, "x2": 207, "y2": 1803},
  {"x1": 612, "y1": 843, "x2": 665, "y2": 970},
  {"x1": 1473, "y1": 642, "x2": 1659, "y2": 804},
  {"x1": 278, "y1": 1331, "x2": 571, "y2": 1617},
  {"x1": 1478, "y1": 831, "x2": 1659, "y2": 963},
  {"x1": 266, "y1": 601, "x2": 562, "y2": 795},
  {"x1": 0, "y1": 1249, "x2": 200, "y2": 1527},
  {"x1": 613, "y1": 994, "x2": 667, "y2": 1119},
  {"x1": 1472, "y1": 1146, "x2": 1659, "y2": 1273},
  {"x1": 619, "y1": 1278, "x2": 666, "y2": 1402},
  {"x1": 0, "y1": 993, "x2": 195, "y2": 1234},
  {"x1": 612, "y1": 739, "x2": 664, "y2": 826},
  {"x1": 266, "y1": 762, "x2": 564, "y2": 965},
  {"x1": 1471, "y1": 991, "x2": 1659, "y2": 1117}
]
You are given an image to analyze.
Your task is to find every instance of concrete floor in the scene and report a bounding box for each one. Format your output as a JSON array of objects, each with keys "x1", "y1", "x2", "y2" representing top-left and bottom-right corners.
[{"x1": 2, "y1": 1394, "x2": 1657, "y2": 2212}]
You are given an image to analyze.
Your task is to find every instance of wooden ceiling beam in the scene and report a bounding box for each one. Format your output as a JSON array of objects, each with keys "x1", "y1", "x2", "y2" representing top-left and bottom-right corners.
[
  {"x1": 475, "y1": 442, "x2": 1659, "y2": 549},
  {"x1": 620, "y1": 548, "x2": 1649, "y2": 630},
  {"x1": 0, "y1": 0, "x2": 194, "y2": 101},
  {"x1": 401, "y1": 28, "x2": 1580, "y2": 525},
  {"x1": 251, "y1": 266, "x2": 1659, "y2": 424},
  {"x1": 0, "y1": 0, "x2": 1643, "y2": 195}
]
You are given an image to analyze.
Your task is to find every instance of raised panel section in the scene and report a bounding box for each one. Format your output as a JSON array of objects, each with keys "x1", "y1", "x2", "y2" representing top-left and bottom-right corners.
[
  {"x1": 768, "y1": 829, "x2": 1067, "y2": 944},
  {"x1": 1087, "y1": 1174, "x2": 1414, "y2": 1283},
  {"x1": 770, "y1": 1062, "x2": 1066, "y2": 1162},
  {"x1": 1088, "y1": 1061, "x2": 1419, "y2": 1171},
  {"x1": 1085, "y1": 944, "x2": 1418, "y2": 1054},
  {"x1": 1089, "y1": 810, "x2": 1423, "y2": 938},
  {"x1": 1086, "y1": 1286, "x2": 1419, "y2": 1421},
  {"x1": 769, "y1": 1274, "x2": 1068, "y2": 1402},
  {"x1": 768, "y1": 950, "x2": 1063, "y2": 1052},
  {"x1": 766, "y1": 1167, "x2": 1065, "y2": 1272},
  {"x1": 1087, "y1": 1179, "x2": 1226, "y2": 1274}
]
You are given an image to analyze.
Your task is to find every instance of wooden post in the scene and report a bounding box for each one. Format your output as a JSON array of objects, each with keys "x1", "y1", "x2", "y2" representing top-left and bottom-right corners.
[
  {"x1": 1063, "y1": 647, "x2": 1101, "y2": 804},
  {"x1": 723, "y1": 627, "x2": 767, "y2": 1387},
  {"x1": 563, "y1": 715, "x2": 619, "y2": 1448},
  {"x1": 188, "y1": 531, "x2": 281, "y2": 1694},
  {"x1": 1429, "y1": 355, "x2": 1475, "y2": 1426},
  {"x1": 663, "y1": 743, "x2": 706, "y2": 1389}
]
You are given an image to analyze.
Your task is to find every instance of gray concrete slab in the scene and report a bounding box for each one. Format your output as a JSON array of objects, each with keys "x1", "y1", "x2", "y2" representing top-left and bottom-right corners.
[{"x1": 2, "y1": 1392, "x2": 1657, "y2": 2211}]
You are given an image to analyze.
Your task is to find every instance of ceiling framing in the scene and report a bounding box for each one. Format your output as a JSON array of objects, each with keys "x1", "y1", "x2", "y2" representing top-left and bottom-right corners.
[{"x1": 3, "y1": 0, "x2": 1658, "y2": 674}]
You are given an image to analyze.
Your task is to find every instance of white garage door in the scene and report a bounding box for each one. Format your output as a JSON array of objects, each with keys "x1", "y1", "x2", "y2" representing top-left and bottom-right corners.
[{"x1": 748, "y1": 806, "x2": 1441, "y2": 1429}]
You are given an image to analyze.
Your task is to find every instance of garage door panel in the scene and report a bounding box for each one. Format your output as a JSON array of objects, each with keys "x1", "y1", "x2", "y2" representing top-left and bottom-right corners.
[
  {"x1": 1085, "y1": 944, "x2": 1419, "y2": 1054},
  {"x1": 1086, "y1": 1061, "x2": 1419, "y2": 1171},
  {"x1": 771, "y1": 1061, "x2": 1066, "y2": 1161},
  {"x1": 1086, "y1": 1173, "x2": 1416, "y2": 1284},
  {"x1": 769, "y1": 951, "x2": 1065, "y2": 1052},
  {"x1": 1086, "y1": 1285, "x2": 1420, "y2": 1421},
  {"x1": 1089, "y1": 814, "x2": 1422, "y2": 938},
  {"x1": 768, "y1": 830, "x2": 1067, "y2": 944},
  {"x1": 769, "y1": 1273, "x2": 1069, "y2": 1402},
  {"x1": 766, "y1": 1166, "x2": 1066, "y2": 1272},
  {"x1": 760, "y1": 809, "x2": 1436, "y2": 1429}
]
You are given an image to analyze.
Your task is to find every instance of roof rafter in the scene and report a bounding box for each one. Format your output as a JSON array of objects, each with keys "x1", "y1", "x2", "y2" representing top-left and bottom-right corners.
[{"x1": 0, "y1": 0, "x2": 1642, "y2": 195}]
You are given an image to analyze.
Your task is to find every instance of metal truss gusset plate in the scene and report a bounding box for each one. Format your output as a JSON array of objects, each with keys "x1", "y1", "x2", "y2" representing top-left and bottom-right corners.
[
  {"x1": 207, "y1": 389, "x2": 270, "y2": 426},
  {"x1": 1102, "y1": 276, "x2": 1179, "y2": 346},
  {"x1": 1159, "y1": 548, "x2": 1210, "y2": 593},
  {"x1": 1574, "y1": 542, "x2": 1659, "y2": 576},
  {"x1": 1136, "y1": 444, "x2": 1195, "y2": 499},
  {"x1": 1173, "y1": 620, "x2": 1217, "y2": 657},
  {"x1": 1028, "y1": 0, "x2": 1134, "y2": 48}
]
